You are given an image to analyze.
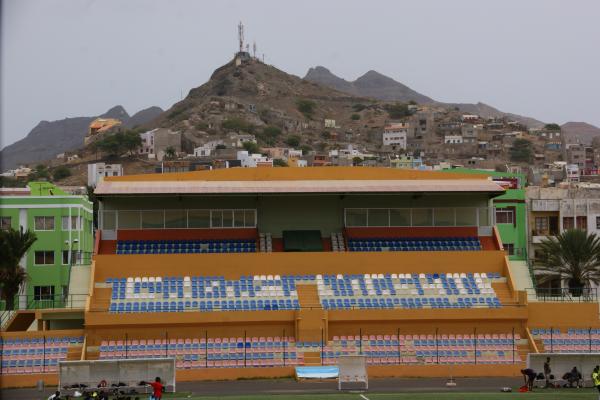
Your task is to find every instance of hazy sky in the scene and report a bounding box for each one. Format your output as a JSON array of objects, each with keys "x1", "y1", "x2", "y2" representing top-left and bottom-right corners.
[{"x1": 2, "y1": 0, "x2": 600, "y2": 148}]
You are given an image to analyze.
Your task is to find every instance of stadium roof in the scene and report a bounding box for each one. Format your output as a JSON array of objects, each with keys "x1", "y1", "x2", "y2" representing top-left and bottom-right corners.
[{"x1": 95, "y1": 167, "x2": 505, "y2": 196}]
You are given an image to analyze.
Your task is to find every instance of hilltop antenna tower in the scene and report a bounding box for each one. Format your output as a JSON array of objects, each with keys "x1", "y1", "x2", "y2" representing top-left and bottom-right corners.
[
  {"x1": 253, "y1": 41, "x2": 257, "y2": 59},
  {"x1": 237, "y1": 21, "x2": 244, "y2": 53}
]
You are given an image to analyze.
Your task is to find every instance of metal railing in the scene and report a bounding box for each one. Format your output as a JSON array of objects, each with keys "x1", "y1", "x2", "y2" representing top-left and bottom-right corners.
[
  {"x1": 526, "y1": 287, "x2": 598, "y2": 302},
  {"x1": 0, "y1": 294, "x2": 89, "y2": 312}
]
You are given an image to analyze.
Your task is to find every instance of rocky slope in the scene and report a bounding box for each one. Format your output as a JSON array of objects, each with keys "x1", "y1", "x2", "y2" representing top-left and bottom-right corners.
[
  {"x1": 304, "y1": 66, "x2": 545, "y2": 128},
  {"x1": 1, "y1": 105, "x2": 163, "y2": 169},
  {"x1": 561, "y1": 122, "x2": 600, "y2": 144}
]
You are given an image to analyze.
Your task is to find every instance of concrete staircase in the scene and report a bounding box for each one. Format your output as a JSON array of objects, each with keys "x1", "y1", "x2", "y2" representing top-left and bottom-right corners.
[
  {"x1": 492, "y1": 282, "x2": 518, "y2": 305},
  {"x1": 509, "y1": 260, "x2": 537, "y2": 301},
  {"x1": 296, "y1": 284, "x2": 321, "y2": 309},
  {"x1": 67, "y1": 265, "x2": 92, "y2": 308},
  {"x1": 302, "y1": 351, "x2": 322, "y2": 366}
]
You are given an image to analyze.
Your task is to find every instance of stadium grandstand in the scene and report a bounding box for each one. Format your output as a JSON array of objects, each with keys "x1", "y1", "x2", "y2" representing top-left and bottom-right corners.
[{"x1": 2, "y1": 167, "x2": 600, "y2": 389}]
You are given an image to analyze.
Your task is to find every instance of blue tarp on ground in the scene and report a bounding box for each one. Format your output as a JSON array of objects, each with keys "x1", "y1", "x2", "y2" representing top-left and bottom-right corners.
[{"x1": 296, "y1": 366, "x2": 339, "y2": 379}]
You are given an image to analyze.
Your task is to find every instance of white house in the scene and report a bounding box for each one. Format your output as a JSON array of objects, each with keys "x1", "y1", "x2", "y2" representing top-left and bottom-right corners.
[
  {"x1": 88, "y1": 163, "x2": 123, "y2": 187},
  {"x1": 237, "y1": 151, "x2": 273, "y2": 168},
  {"x1": 444, "y1": 135, "x2": 464, "y2": 144},
  {"x1": 383, "y1": 123, "x2": 409, "y2": 149},
  {"x1": 139, "y1": 130, "x2": 155, "y2": 157},
  {"x1": 193, "y1": 140, "x2": 224, "y2": 157}
]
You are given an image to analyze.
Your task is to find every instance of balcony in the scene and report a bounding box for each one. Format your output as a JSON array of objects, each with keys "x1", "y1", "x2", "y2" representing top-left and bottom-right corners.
[{"x1": 531, "y1": 200, "x2": 560, "y2": 212}]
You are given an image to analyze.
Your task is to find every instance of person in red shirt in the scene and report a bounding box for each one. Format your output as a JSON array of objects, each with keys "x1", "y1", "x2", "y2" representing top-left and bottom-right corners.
[{"x1": 148, "y1": 377, "x2": 164, "y2": 400}]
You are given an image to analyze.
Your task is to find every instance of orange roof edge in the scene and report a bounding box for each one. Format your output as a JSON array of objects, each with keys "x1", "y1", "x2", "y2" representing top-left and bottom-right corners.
[{"x1": 105, "y1": 167, "x2": 491, "y2": 183}]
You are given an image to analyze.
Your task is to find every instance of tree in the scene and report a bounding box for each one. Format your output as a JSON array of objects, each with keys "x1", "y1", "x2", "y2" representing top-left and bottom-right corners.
[
  {"x1": 273, "y1": 159, "x2": 288, "y2": 167},
  {"x1": 351, "y1": 114, "x2": 360, "y2": 121},
  {"x1": 384, "y1": 103, "x2": 411, "y2": 119},
  {"x1": 257, "y1": 126, "x2": 282, "y2": 146},
  {"x1": 0, "y1": 228, "x2": 36, "y2": 310},
  {"x1": 536, "y1": 230, "x2": 600, "y2": 297},
  {"x1": 30, "y1": 164, "x2": 50, "y2": 180},
  {"x1": 352, "y1": 157, "x2": 363, "y2": 166},
  {"x1": 299, "y1": 144, "x2": 312, "y2": 155},
  {"x1": 86, "y1": 185, "x2": 99, "y2": 229},
  {"x1": 164, "y1": 146, "x2": 177, "y2": 160},
  {"x1": 52, "y1": 166, "x2": 71, "y2": 181},
  {"x1": 510, "y1": 139, "x2": 533, "y2": 163},
  {"x1": 122, "y1": 130, "x2": 142, "y2": 155},
  {"x1": 242, "y1": 141, "x2": 260, "y2": 154},
  {"x1": 296, "y1": 99, "x2": 316, "y2": 118},
  {"x1": 285, "y1": 135, "x2": 301, "y2": 147},
  {"x1": 544, "y1": 123, "x2": 561, "y2": 131}
]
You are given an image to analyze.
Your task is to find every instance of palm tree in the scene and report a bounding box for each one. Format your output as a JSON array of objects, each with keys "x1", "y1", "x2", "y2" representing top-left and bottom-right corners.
[
  {"x1": 536, "y1": 229, "x2": 600, "y2": 297},
  {"x1": 164, "y1": 146, "x2": 176, "y2": 160},
  {"x1": 0, "y1": 228, "x2": 37, "y2": 310}
]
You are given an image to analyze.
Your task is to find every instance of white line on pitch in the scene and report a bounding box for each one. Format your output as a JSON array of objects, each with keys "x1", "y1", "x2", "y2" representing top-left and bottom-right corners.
[{"x1": 360, "y1": 394, "x2": 370, "y2": 400}]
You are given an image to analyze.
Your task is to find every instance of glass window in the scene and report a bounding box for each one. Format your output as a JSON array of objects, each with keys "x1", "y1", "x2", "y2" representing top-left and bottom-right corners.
[
  {"x1": 233, "y1": 210, "x2": 245, "y2": 228},
  {"x1": 244, "y1": 210, "x2": 256, "y2": 227},
  {"x1": 563, "y1": 217, "x2": 574, "y2": 230},
  {"x1": 222, "y1": 210, "x2": 234, "y2": 228},
  {"x1": 211, "y1": 210, "x2": 223, "y2": 228},
  {"x1": 412, "y1": 209, "x2": 433, "y2": 226},
  {"x1": 596, "y1": 216, "x2": 600, "y2": 230},
  {"x1": 434, "y1": 208, "x2": 454, "y2": 226},
  {"x1": 456, "y1": 208, "x2": 477, "y2": 226},
  {"x1": 165, "y1": 210, "x2": 186, "y2": 228},
  {"x1": 118, "y1": 211, "x2": 141, "y2": 229},
  {"x1": 34, "y1": 251, "x2": 54, "y2": 265},
  {"x1": 345, "y1": 209, "x2": 367, "y2": 227},
  {"x1": 102, "y1": 211, "x2": 116, "y2": 230},
  {"x1": 368, "y1": 209, "x2": 389, "y2": 227},
  {"x1": 34, "y1": 285, "x2": 55, "y2": 301},
  {"x1": 534, "y1": 217, "x2": 548, "y2": 235},
  {"x1": 389, "y1": 209, "x2": 410, "y2": 226},
  {"x1": 188, "y1": 210, "x2": 210, "y2": 228},
  {"x1": 141, "y1": 210, "x2": 164, "y2": 229},
  {"x1": 495, "y1": 208, "x2": 515, "y2": 224},
  {"x1": 478, "y1": 208, "x2": 490, "y2": 226},
  {"x1": 504, "y1": 243, "x2": 514, "y2": 256},
  {"x1": 34, "y1": 216, "x2": 54, "y2": 231},
  {"x1": 61, "y1": 216, "x2": 80, "y2": 230},
  {"x1": 577, "y1": 216, "x2": 587, "y2": 231},
  {"x1": 0, "y1": 216, "x2": 11, "y2": 230}
]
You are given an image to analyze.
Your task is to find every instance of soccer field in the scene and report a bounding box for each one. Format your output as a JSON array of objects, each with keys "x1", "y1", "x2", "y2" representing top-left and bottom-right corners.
[{"x1": 162, "y1": 389, "x2": 596, "y2": 400}]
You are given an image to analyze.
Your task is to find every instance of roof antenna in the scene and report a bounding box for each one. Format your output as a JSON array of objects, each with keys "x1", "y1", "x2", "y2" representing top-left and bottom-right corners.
[{"x1": 237, "y1": 21, "x2": 244, "y2": 53}]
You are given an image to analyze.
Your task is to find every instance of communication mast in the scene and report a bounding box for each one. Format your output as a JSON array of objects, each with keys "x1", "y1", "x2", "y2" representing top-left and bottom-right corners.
[
  {"x1": 237, "y1": 21, "x2": 244, "y2": 53},
  {"x1": 253, "y1": 41, "x2": 257, "y2": 58}
]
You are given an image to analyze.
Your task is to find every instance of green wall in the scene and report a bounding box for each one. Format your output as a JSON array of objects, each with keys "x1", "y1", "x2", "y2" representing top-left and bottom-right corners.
[{"x1": 0, "y1": 183, "x2": 94, "y2": 306}]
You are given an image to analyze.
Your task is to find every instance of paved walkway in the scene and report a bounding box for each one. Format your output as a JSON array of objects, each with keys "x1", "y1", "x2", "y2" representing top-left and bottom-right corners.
[{"x1": 1, "y1": 377, "x2": 525, "y2": 399}]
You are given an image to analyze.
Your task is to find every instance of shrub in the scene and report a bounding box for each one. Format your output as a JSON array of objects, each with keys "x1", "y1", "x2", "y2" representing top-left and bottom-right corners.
[
  {"x1": 510, "y1": 139, "x2": 533, "y2": 162},
  {"x1": 544, "y1": 123, "x2": 561, "y2": 131},
  {"x1": 52, "y1": 166, "x2": 71, "y2": 181},
  {"x1": 296, "y1": 99, "x2": 316, "y2": 118},
  {"x1": 243, "y1": 141, "x2": 260, "y2": 154},
  {"x1": 285, "y1": 135, "x2": 301, "y2": 147},
  {"x1": 222, "y1": 117, "x2": 255, "y2": 133},
  {"x1": 257, "y1": 126, "x2": 282, "y2": 146},
  {"x1": 384, "y1": 103, "x2": 411, "y2": 119},
  {"x1": 351, "y1": 114, "x2": 360, "y2": 120},
  {"x1": 273, "y1": 159, "x2": 288, "y2": 167},
  {"x1": 352, "y1": 104, "x2": 366, "y2": 112}
]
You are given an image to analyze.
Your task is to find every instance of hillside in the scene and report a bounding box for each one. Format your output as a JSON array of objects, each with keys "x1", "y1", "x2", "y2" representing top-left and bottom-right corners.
[
  {"x1": 304, "y1": 66, "x2": 545, "y2": 128},
  {"x1": 561, "y1": 121, "x2": 600, "y2": 144},
  {"x1": 304, "y1": 66, "x2": 434, "y2": 104},
  {"x1": 1, "y1": 105, "x2": 163, "y2": 169},
  {"x1": 152, "y1": 57, "x2": 386, "y2": 150}
]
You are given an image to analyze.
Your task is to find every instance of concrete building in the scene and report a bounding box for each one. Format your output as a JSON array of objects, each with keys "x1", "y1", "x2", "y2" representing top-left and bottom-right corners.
[
  {"x1": 153, "y1": 128, "x2": 182, "y2": 161},
  {"x1": 139, "y1": 130, "x2": 155, "y2": 158},
  {"x1": 237, "y1": 151, "x2": 273, "y2": 168},
  {"x1": 88, "y1": 163, "x2": 123, "y2": 187},
  {"x1": 0, "y1": 182, "x2": 93, "y2": 307},
  {"x1": 389, "y1": 154, "x2": 423, "y2": 170},
  {"x1": 193, "y1": 140, "x2": 224, "y2": 158},
  {"x1": 227, "y1": 133, "x2": 257, "y2": 148},
  {"x1": 382, "y1": 123, "x2": 408, "y2": 150},
  {"x1": 444, "y1": 135, "x2": 464, "y2": 144}
]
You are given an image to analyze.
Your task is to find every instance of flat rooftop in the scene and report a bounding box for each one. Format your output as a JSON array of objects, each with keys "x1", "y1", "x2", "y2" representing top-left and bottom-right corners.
[{"x1": 95, "y1": 167, "x2": 505, "y2": 196}]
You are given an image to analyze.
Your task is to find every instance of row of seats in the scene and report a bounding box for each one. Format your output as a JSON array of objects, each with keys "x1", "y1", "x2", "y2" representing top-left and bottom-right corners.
[
  {"x1": 347, "y1": 237, "x2": 482, "y2": 252},
  {"x1": 99, "y1": 337, "x2": 302, "y2": 367},
  {"x1": 116, "y1": 239, "x2": 257, "y2": 254},
  {"x1": 317, "y1": 272, "x2": 502, "y2": 310},
  {"x1": 531, "y1": 328, "x2": 600, "y2": 353},
  {"x1": 0, "y1": 336, "x2": 84, "y2": 375},
  {"x1": 106, "y1": 272, "x2": 504, "y2": 313},
  {"x1": 97, "y1": 333, "x2": 521, "y2": 369},
  {"x1": 107, "y1": 275, "x2": 304, "y2": 313}
]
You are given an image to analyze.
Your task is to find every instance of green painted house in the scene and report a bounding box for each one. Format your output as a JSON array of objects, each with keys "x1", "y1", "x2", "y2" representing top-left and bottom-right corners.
[
  {"x1": 443, "y1": 168, "x2": 527, "y2": 261},
  {"x1": 0, "y1": 182, "x2": 93, "y2": 308}
]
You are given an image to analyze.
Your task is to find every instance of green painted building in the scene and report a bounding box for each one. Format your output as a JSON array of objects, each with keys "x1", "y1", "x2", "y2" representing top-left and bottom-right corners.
[
  {"x1": 443, "y1": 168, "x2": 527, "y2": 261},
  {"x1": 0, "y1": 182, "x2": 93, "y2": 308}
]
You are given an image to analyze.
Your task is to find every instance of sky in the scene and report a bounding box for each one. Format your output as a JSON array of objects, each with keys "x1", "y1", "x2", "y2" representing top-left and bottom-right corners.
[{"x1": 2, "y1": 0, "x2": 600, "y2": 149}]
